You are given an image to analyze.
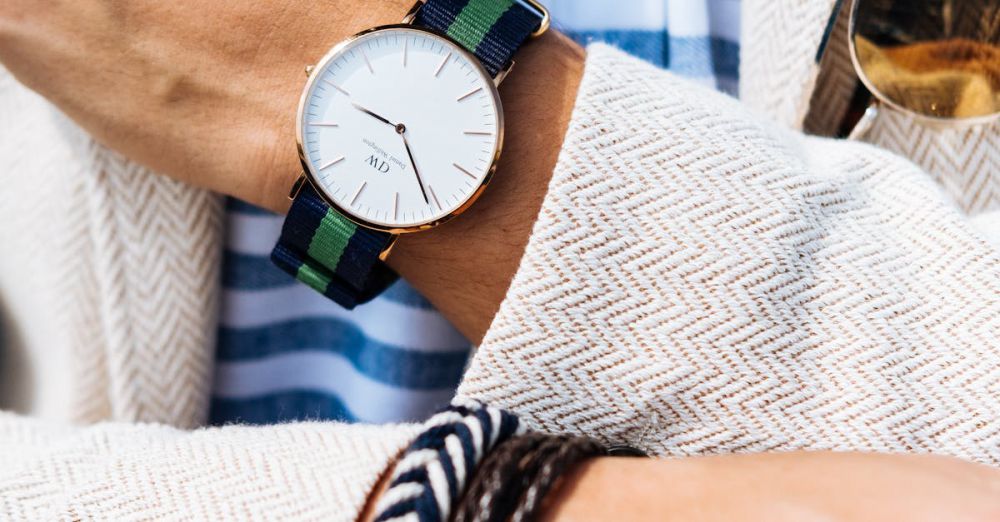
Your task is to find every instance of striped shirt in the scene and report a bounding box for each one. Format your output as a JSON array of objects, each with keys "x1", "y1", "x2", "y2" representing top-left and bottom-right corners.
[{"x1": 210, "y1": 0, "x2": 742, "y2": 426}]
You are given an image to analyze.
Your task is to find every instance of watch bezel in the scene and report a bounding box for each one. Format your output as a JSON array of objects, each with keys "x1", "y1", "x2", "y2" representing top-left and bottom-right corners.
[{"x1": 295, "y1": 24, "x2": 505, "y2": 234}]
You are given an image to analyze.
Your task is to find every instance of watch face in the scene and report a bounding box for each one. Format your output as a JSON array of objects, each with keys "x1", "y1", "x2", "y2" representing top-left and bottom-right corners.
[{"x1": 297, "y1": 26, "x2": 503, "y2": 232}]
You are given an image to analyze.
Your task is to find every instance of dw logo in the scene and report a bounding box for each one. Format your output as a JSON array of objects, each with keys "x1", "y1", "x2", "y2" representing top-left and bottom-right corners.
[{"x1": 365, "y1": 154, "x2": 390, "y2": 173}]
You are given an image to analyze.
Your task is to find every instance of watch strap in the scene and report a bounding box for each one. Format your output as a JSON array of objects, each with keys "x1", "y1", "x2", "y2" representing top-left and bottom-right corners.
[
  {"x1": 271, "y1": 182, "x2": 398, "y2": 309},
  {"x1": 273, "y1": 0, "x2": 543, "y2": 308},
  {"x1": 416, "y1": 0, "x2": 545, "y2": 77}
]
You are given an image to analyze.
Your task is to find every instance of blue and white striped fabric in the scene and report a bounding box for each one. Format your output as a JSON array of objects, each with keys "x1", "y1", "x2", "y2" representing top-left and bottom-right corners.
[
  {"x1": 212, "y1": 199, "x2": 470, "y2": 424},
  {"x1": 210, "y1": 0, "x2": 742, "y2": 426},
  {"x1": 550, "y1": 0, "x2": 740, "y2": 94}
]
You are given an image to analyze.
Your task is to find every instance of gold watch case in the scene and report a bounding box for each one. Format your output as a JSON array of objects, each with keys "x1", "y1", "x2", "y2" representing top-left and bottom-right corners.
[{"x1": 294, "y1": 23, "x2": 505, "y2": 235}]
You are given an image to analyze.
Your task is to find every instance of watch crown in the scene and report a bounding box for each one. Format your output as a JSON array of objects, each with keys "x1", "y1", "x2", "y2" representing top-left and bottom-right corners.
[{"x1": 304, "y1": 65, "x2": 315, "y2": 77}]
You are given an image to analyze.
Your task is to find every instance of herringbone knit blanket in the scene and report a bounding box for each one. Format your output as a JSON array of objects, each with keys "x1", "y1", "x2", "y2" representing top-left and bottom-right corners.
[
  {"x1": 459, "y1": 45, "x2": 1000, "y2": 463},
  {"x1": 0, "y1": 44, "x2": 998, "y2": 520}
]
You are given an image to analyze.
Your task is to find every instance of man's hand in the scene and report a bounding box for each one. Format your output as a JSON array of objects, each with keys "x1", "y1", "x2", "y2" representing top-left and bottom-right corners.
[
  {"x1": 0, "y1": 0, "x2": 585, "y2": 341},
  {"x1": 0, "y1": 0, "x2": 422, "y2": 213}
]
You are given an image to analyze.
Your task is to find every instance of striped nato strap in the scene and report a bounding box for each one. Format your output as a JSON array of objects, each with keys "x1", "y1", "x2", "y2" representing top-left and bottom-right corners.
[
  {"x1": 271, "y1": 183, "x2": 398, "y2": 308},
  {"x1": 272, "y1": 0, "x2": 543, "y2": 309},
  {"x1": 416, "y1": 0, "x2": 544, "y2": 77}
]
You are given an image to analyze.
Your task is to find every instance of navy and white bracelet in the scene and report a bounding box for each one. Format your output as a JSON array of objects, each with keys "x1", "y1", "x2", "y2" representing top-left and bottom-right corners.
[{"x1": 374, "y1": 400, "x2": 526, "y2": 522}]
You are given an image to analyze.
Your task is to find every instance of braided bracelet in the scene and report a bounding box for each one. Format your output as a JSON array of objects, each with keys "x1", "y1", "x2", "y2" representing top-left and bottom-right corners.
[
  {"x1": 453, "y1": 433, "x2": 606, "y2": 522},
  {"x1": 373, "y1": 400, "x2": 526, "y2": 522},
  {"x1": 373, "y1": 400, "x2": 640, "y2": 522}
]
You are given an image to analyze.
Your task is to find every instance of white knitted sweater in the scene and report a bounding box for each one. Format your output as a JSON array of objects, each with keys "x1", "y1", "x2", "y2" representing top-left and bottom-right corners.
[
  {"x1": 459, "y1": 45, "x2": 1000, "y2": 463},
  {"x1": 2, "y1": 7, "x2": 1000, "y2": 521}
]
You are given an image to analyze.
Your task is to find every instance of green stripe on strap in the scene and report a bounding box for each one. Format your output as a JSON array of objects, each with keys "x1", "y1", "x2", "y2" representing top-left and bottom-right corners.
[
  {"x1": 295, "y1": 260, "x2": 334, "y2": 294},
  {"x1": 294, "y1": 209, "x2": 356, "y2": 291},
  {"x1": 446, "y1": 0, "x2": 514, "y2": 51},
  {"x1": 307, "y1": 209, "x2": 356, "y2": 269}
]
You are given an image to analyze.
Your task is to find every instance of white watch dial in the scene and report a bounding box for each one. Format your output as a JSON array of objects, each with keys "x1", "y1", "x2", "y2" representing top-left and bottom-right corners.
[{"x1": 298, "y1": 26, "x2": 502, "y2": 231}]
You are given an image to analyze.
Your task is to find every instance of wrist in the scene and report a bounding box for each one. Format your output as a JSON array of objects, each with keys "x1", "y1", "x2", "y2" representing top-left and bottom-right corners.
[
  {"x1": 266, "y1": 2, "x2": 584, "y2": 341},
  {"x1": 387, "y1": 30, "x2": 584, "y2": 341},
  {"x1": 254, "y1": 0, "x2": 424, "y2": 214}
]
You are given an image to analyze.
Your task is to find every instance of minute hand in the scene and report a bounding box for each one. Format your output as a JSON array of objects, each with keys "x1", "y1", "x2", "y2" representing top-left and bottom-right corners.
[{"x1": 399, "y1": 129, "x2": 429, "y2": 204}]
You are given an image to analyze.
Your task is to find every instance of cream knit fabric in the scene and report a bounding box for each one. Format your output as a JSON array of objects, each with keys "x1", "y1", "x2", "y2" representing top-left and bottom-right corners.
[
  {"x1": 460, "y1": 45, "x2": 1000, "y2": 465},
  {"x1": 740, "y1": 0, "x2": 839, "y2": 129},
  {"x1": 0, "y1": 412, "x2": 418, "y2": 521},
  {"x1": 2, "y1": 27, "x2": 1000, "y2": 522},
  {"x1": 867, "y1": 111, "x2": 999, "y2": 216},
  {"x1": 0, "y1": 69, "x2": 222, "y2": 428},
  {"x1": 745, "y1": 0, "x2": 1000, "y2": 217}
]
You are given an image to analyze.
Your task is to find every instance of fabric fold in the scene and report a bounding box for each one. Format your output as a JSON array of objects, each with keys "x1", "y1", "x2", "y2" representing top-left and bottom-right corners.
[
  {"x1": 461, "y1": 44, "x2": 1000, "y2": 465},
  {"x1": 0, "y1": 412, "x2": 418, "y2": 521}
]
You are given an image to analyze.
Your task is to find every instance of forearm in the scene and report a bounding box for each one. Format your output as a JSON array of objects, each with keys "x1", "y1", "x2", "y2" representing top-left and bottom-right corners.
[
  {"x1": 388, "y1": 31, "x2": 583, "y2": 341},
  {"x1": 0, "y1": 0, "x2": 583, "y2": 343},
  {"x1": 539, "y1": 452, "x2": 1000, "y2": 522},
  {"x1": 260, "y1": 6, "x2": 585, "y2": 341},
  {"x1": 259, "y1": 4, "x2": 583, "y2": 342}
]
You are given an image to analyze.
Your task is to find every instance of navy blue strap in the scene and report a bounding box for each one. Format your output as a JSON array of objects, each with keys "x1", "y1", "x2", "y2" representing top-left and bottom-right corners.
[
  {"x1": 273, "y1": 0, "x2": 542, "y2": 308},
  {"x1": 416, "y1": 0, "x2": 544, "y2": 77},
  {"x1": 271, "y1": 182, "x2": 397, "y2": 309}
]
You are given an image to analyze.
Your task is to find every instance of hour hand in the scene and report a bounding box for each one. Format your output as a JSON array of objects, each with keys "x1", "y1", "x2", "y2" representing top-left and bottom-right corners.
[{"x1": 352, "y1": 103, "x2": 396, "y2": 127}]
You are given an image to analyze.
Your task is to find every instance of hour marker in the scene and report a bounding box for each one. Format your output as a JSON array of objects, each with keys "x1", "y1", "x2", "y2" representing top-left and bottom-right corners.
[
  {"x1": 403, "y1": 39, "x2": 408, "y2": 67},
  {"x1": 393, "y1": 192, "x2": 399, "y2": 220},
  {"x1": 361, "y1": 50, "x2": 375, "y2": 74},
  {"x1": 464, "y1": 130, "x2": 492, "y2": 136},
  {"x1": 435, "y1": 52, "x2": 452, "y2": 77},
  {"x1": 319, "y1": 156, "x2": 345, "y2": 170},
  {"x1": 309, "y1": 122, "x2": 339, "y2": 127},
  {"x1": 324, "y1": 80, "x2": 350, "y2": 96},
  {"x1": 457, "y1": 86, "x2": 482, "y2": 101},
  {"x1": 453, "y1": 163, "x2": 477, "y2": 179},
  {"x1": 427, "y1": 184, "x2": 443, "y2": 211},
  {"x1": 350, "y1": 181, "x2": 367, "y2": 206}
]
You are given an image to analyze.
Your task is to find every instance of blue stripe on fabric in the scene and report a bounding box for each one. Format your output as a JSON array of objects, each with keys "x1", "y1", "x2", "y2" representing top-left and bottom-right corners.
[
  {"x1": 226, "y1": 197, "x2": 276, "y2": 216},
  {"x1": 216, "y1": 318, "x2": 470, "y2": 389},
  {"x1": 223, "y1": 251, "x2": 296, "y2": 289},
  {"x1": 567, "y1": 29, "x2": 669, "y2": 67},
  {"x1": 669, "y1": 36, "x2": 739, "y2": 81},
  {"x1": 565, "y1": 30, "x2": 740, "y2": 94},
  {"x1": 210, "y1": 390, "x2": 355, "y2": 425}
]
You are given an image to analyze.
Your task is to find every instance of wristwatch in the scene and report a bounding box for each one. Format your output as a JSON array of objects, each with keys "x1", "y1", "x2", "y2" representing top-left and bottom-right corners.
[{"x1": 271, "y1": 0, "x2": 549, "y2": 308}]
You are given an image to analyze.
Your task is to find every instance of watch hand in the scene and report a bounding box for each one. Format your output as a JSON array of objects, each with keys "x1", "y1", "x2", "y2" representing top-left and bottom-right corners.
[
  {"x1": 352, "y1": 102, "x2": 396, "y2": 127},
  {"x1": 397, "y1": 125, "x2": 429, "y2": 205}
]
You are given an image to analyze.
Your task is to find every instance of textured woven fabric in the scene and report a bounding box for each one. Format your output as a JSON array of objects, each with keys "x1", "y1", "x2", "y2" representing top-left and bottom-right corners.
[
  {"x1": 0, "y1": 67, "x2": 222, "y2": 428},
  {"x1": 740, "y1": 0, "x2": 839, "y2": 128},
  {"x1": 756, "y1": 0, "x2": 1000, "y2": 216},
  {"x1": 211, "y1": 0, "x2": 743, "y2": 427},
  {"x1": 0, "y1": 412, "x2": 419, "y2": 521},
  {"x1": 417, "y1": 0, "x2": 543, "y2": 77},
  {"x1": 459, "y1": 44, "x2": 1000, "y2": 465},
  {"x1": 865, "y1": 104, "x2": 999, "y2": 216},
  {"x1": 2, "y1": 20, "x2": 1000, "y2": 520}
]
